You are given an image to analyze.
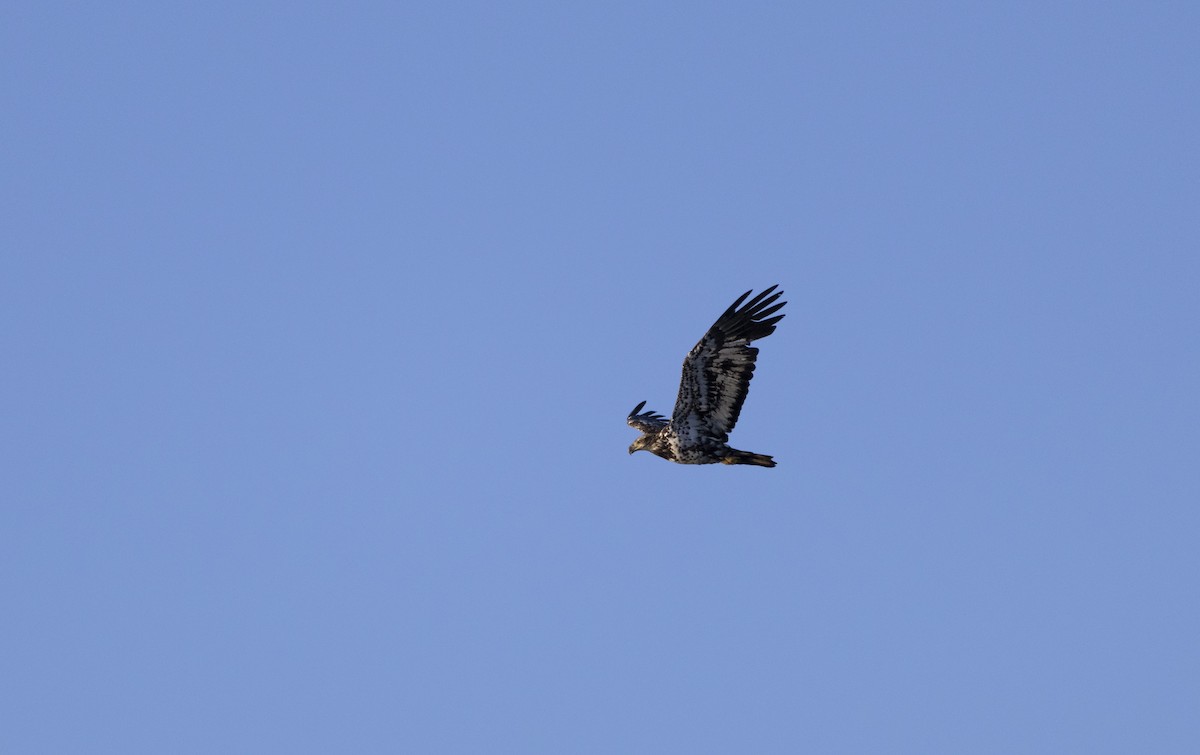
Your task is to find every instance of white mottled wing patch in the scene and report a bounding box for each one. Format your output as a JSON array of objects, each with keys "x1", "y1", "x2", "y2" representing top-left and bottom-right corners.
[{"x1": 671, "y1": 286, "x2": 786, "y2": 443}]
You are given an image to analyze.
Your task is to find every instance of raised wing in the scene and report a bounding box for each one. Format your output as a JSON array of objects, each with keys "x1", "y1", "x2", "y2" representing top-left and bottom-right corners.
[
  {"x1": 627, "y1": 400, "x2": 669, "y2": 434},
  {"x1": 672, "y1": 285, "x2": 786, "y2": 441}
]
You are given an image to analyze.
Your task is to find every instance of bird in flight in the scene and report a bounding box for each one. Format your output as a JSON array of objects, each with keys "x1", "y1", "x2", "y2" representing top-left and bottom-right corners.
[{"x1": 627, "y1": 285, "x2": 786, "y2": 467}]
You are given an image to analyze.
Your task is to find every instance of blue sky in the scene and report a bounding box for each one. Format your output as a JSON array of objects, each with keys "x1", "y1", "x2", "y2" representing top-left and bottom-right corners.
[{"x1": 3, "y1": 2, "x2": 1198, "y2": 752}]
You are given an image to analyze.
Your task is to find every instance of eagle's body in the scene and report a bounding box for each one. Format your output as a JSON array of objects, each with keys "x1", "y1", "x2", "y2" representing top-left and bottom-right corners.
[{"x1": 627, "y1": 285, "x2": 786, "y2": 467}]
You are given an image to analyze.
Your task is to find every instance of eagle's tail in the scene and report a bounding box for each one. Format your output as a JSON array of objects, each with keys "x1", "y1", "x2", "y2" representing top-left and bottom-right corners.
[{"x1": 722, "y1": 449, "x2": 776, "y2": 468}]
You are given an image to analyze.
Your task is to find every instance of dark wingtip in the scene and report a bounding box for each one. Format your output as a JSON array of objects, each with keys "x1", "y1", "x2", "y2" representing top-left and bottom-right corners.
[
  {"x1": 629, "y1": 400, "x2": 647, "y2": 417},
  {"x1": 710, "y1": 285, "x2": 788, "y2": 341}
]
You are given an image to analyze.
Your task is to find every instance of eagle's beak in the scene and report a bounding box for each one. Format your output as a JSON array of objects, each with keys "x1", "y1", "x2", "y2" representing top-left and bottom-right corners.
[{"x1": 628, "y1": 444, "x2": 637, "y2": 455}]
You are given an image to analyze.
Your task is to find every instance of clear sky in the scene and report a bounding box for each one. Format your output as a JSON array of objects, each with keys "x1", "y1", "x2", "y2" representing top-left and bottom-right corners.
[{"x1": 3, "y1": 2, "x2": 1198, "y2": 752}]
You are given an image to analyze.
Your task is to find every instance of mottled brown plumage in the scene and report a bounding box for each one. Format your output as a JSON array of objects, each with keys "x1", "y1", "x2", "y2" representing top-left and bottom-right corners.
[{"x1": 627, "y1": 285, "x2": 785, "y2": 467}]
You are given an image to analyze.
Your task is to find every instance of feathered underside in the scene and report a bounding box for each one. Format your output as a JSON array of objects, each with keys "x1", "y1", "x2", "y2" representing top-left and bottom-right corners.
[
  {"x1": 673, "y1": 285, "x2": 785, "y2": 442},
  {"x1": 626, "y1": 285, "x2": 785, "y2": 467}
]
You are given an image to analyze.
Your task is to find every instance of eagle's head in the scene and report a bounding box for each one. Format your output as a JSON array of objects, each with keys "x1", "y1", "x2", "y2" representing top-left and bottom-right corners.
[{"x1": 628, "y1": 436, "x2": 650, "y2": 455}]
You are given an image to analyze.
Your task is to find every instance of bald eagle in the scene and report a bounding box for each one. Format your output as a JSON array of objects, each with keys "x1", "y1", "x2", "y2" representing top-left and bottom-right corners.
[{"x1": 627, "y1": 285, "x2": 786, "y2": 467}]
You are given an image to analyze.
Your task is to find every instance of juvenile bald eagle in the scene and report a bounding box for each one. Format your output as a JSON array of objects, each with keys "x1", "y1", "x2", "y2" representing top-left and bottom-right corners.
[{"x1": 627, "y1": 285, "x2": 786, "y2": 467}]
